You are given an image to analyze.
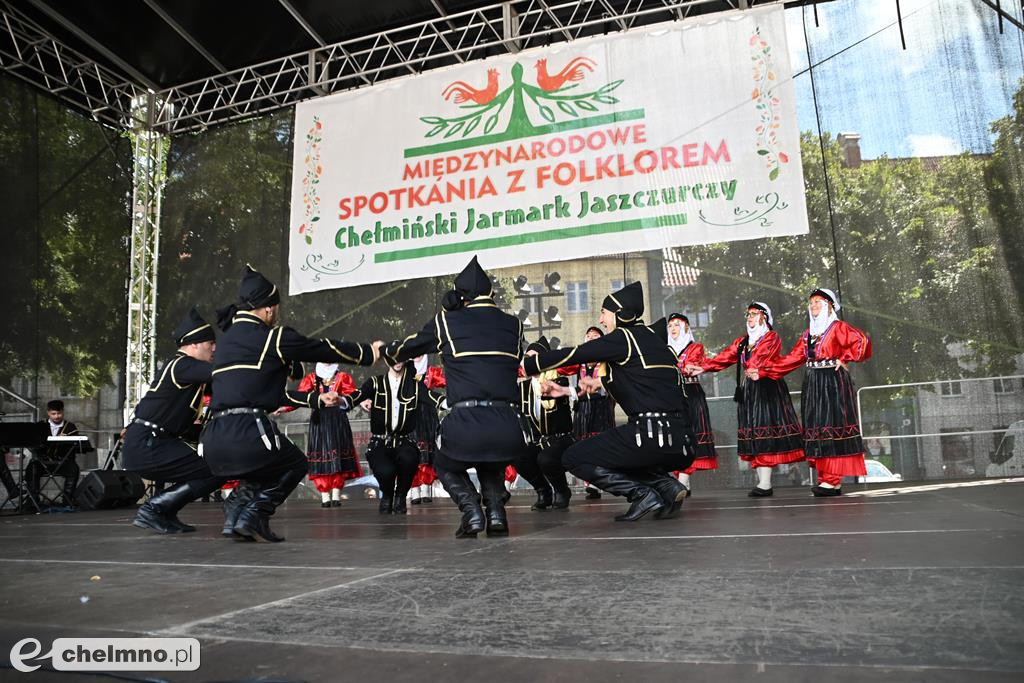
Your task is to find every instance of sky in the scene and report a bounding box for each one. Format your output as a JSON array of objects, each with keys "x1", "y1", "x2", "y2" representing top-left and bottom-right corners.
[{"x1": 783, "y1": 0, "x2": 1024, "y2": 158}]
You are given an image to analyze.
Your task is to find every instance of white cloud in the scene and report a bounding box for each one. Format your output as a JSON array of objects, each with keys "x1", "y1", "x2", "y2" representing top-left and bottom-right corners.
[{"x1": 906, "y1": 133, "x2": 962, "y2": 157}]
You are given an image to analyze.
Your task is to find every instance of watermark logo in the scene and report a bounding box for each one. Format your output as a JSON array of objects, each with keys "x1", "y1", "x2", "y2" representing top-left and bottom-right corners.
[{"x1": 10, "y1": 637, "x2": 200, "y2": 673}]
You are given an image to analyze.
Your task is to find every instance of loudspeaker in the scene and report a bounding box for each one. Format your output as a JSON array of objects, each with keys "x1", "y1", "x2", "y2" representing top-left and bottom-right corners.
[{"x1": 74, "y1": 470, "x2": 145, "y2": 510}]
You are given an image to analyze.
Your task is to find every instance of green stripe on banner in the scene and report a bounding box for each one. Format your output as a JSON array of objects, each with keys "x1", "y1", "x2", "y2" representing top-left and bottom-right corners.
[
  {"x1": 374, "y1": 213, "x2": 687, "y2": 263},
  {"x1": 403, "y1": 109, "x2": 646, "y2": 158}
]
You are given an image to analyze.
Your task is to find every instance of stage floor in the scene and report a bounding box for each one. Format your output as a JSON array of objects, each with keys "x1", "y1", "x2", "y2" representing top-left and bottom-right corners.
[{"x1": 1, "y1": 479, "x2": 1023, "y2": 682}]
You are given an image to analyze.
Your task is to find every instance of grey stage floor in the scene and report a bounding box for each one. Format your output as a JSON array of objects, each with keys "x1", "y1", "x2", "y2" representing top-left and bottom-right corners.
[{"x1": 1, "y1": 479, "x2": 1023, "y2": 682}]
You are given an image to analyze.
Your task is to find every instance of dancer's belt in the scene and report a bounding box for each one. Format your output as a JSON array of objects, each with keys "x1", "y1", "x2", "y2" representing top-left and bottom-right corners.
[
  {"x1": 451, "y1": 400, "x2": 515, "y2": 409},
  {"x1": 682, "y1": 376, "x2": 700, "y2": 384},
  {"x1": 806, "y1": 359, "x2": 840, "y2": 368},
  {"x1": 451, "y1": 400, "x2": 534, "y2": 446},
  {"x1": 208, "y1": 407, "x2": 279, "y2": 451},
  {"x1": 131, "y1": 417, "x2": 167, "y2": 435},
  {"x1": 540, "y1": 432, "x2": 573, "y2": 449},
  {"x1": 629, "y1": 411, "x2": 685, "y2": 449},
  {"x1": 368, "y1": 433, "x2": 415, "y2": 449}
]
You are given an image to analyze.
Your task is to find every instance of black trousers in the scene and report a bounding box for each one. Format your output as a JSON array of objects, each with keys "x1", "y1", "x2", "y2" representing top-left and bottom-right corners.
[
  {"x1": 561, "y1": 419, "x2": 693, "y2": 473},
  {"x1": 25, "y1": 458, "x2": 79, "y2": 505},
  {"x1": 366, "y1": 437, "x2": 419, "y2": 500},
  {"x1": 239, "y1": 439, "x2": 309, "y2": 486},
  {"x1": 537, "y1": 435, "x2": 574, "y2": 485},
  {"x1": 122, "y1": 424, "x2": 220, "y2": 484}
]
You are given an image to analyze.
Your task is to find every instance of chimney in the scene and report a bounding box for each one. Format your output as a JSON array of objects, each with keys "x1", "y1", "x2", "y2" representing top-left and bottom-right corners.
[{"x1": 837, "y1": 132, "x2": 862, "y2": 169}]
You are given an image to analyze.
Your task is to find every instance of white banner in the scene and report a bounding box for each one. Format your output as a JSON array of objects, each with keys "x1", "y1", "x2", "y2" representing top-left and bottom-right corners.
[{"x1": 288, "y1": 5, "x2": 807, "y2": 294}]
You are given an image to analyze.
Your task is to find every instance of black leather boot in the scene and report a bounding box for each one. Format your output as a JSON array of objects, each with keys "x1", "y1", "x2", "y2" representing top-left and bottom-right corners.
[
  {"x1": 514, "y1": 457, "x2": 553, "y2": 511},
  {"x1": 478, "y1": 468, "x2": 510, "y2": 537},
  {"x1": 61, "y1": 474, "x2": 79, "y2": 507},
  {"x1": 222, "y1": 484, "x2": 256, "y2": 538},
  {"x1": 379, "y1": 496, "x2": 394, "y2": 514},
  {"x1": 234, "y1": 467, "x2": 306, "y2": 543},
  {"x1": 542, "y1": 471, "x2": 572, "y2": 509},
  {"x1": 570, "y1": 464, "x2": 664, "y2": 521},
  {"x1": 133, "y1": 478, "x2": 217, "y2": 534},
  {"x1": 633, "y1": 470, "x2": 687, "y2": 520},
  {"x1": 438, "y1": 469, "x2": 485, "y2": 538}
]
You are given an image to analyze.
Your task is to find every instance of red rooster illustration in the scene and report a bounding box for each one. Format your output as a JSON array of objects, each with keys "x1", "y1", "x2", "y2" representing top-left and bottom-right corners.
[
  {"x1": 442, "y1": 68, "x2": 500, "y2": 104},
  {"x1": 534, "y1": 56, "x2": 596, "y2": 92}
]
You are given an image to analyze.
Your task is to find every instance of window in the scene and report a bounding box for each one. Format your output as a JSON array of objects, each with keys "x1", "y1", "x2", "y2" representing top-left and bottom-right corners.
[
  {"x1": 938, "y1": 381, "x2": 963, "y2": 396},
  {"x1": 681, "y1": 305, "x2": 713, "y2": 328},
  {"x1": 939, "y1": 428, "x2": 974, "y2": 477},
  {"x1": 566, "y1": 281, "x2": 589, "y2": 313},
  {"x1": 610, "y1": 279, "x2": 624, "y2": 292},
  {"x1": 992, "y1": 426, "x2": 1011, "y2": 464},
  {"x1": 993, "y1": 378, "x2": 1019, "y2": 394}
]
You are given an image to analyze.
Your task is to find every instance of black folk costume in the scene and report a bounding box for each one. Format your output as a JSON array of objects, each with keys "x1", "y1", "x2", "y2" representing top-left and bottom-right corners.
[
  {"x1": 385, "y1": 256, "x2": 530, "y2": 538},
  {"x1": 515, "y1": 336, "x2": 574, "y2": 511},
  {"x1": 667, "y1": 313, "x2": 717, "y2": 495},
  {"x1": 524, "y1": 284, "x2": 694, "y2": 522},
  {"x1": 770, "y1": 288, "x2": 873, "y2": 496},
  {"x1": 564, "y1": 326, "x2": 616, "y2": 500},
  {"x1": 201, "y1": 266, "x2": 375, "y2": 542},
  {"x1": 123, "y1": 308, "x2": 224, "y2": 533},
  {"x1": 698, "y1": 302, "x2": 803, "y2": 497},
  {"x1": 348, "y1": 365, "x2": 445, "y2": 515}
]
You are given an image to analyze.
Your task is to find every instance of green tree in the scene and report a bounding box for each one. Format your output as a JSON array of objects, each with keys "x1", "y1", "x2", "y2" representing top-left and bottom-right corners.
[{"x1": 0, "y1": 75, "x2": 132, "y2": 396}]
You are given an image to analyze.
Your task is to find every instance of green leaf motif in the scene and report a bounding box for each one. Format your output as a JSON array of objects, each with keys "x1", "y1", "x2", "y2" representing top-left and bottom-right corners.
[
  {"x1": 304, "y1": 235, "x2": 313, "y2": 245},
  {"x1": 577, "y1": 100, "x2": 597, "y2": 112},
  {"x1": 539, "y1": 105, "x2": 555, "y2": 123},
  {"x1": 484, "y1": 113, "x2": 500, "y2": 134},
  {"x1": 557, "y1": 101, "x2": 578, "y2": 117},
  {"x1": 757, "y1": 149, "x2": 769, "y2": 155},
  {"x1": 445, "y1": 120, "x2": 465, "y2": 138},
  {"x1": 464, "y1": 116, "x2": 481, "y2": 135},
  {"x1": 426, "y1": 123, "x2": 446, "y2": 137},
  {"x1": 593, "y1": 95, "x2": 618, "y2": 104},
  {"x1": 769, "y1": 166, "x2": 780, "y2": 181},
  {"x1": 420, "y1": 116, "x2": 444, "y2": 124}
]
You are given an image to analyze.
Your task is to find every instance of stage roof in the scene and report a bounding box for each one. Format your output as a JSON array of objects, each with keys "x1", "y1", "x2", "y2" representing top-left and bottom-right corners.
[{"x1": 2, "y1": 0, "x2": 814, "y2": 132}]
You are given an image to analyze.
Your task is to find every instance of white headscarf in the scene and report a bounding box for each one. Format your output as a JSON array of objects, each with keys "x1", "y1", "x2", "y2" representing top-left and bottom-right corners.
[
  {"x1": 747, "y1": 302, "x2": 772, "y2": 345},
  {"x1": 808, "y1": 288, "x2": 840, "y2": 336},
  {"x1": 413, "y1": 355, "x2": 429, "y2": 377},
  {"x1": 315, "y1": 362, "x2": 339, "y2": 380},
  {"x1": 668, "y1": 325, "x2": 694, "y2": 356}
]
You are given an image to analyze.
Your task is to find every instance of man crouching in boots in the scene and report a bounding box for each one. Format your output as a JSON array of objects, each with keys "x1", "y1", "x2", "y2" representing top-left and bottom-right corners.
[
  {"x1": 123, "y1": 307, "x2": 225, "y2": 533},
  {"x1": 202, "y1": 265, "x2": 380, "y2": 542}
]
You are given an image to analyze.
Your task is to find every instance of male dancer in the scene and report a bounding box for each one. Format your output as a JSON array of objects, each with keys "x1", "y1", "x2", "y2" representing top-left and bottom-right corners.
[
  {"x1": 202, "y1": 265, "x2": 379, "y2": 542},
  {"x1": 123, "y1": 307, "x2": 224, "y2": 533}
]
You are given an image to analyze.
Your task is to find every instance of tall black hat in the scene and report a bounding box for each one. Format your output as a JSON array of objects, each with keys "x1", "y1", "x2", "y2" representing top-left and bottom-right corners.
[
  {"x1": 443, "y1": 255, "x2": 493, "y2": 311},
  {"x1": 602, "y1": 281, "x2": 644, "y2": 326},
  {"x1": 454, "y1": 255, "x2": 492, "y2": 299},
  {"x1": 172, "y1": 307, "x2": 215, "y2": 347},
  {"x1": 648, "y1": 317, "x2": 668, "y2": 343},
  {"x1": 238, "y1": 265, "x2": 280, "y2": 310},
  {"x1": 526, "y1": 335, "x2": 550, "y2": 354}
]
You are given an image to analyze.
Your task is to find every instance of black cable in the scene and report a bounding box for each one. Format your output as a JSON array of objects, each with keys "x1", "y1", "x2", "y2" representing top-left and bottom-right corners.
[
  {"x1": 801, "y1": 5, "x2": 844, "y2": 307},
  {"x1": 896, "y1": 0, "x2": 907, "y2": 49}
]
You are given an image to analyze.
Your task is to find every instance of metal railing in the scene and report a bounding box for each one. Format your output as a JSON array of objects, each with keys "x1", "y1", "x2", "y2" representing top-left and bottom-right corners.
[{"x1": 0, "y1": 385, "x2": 37, "y2": 421}]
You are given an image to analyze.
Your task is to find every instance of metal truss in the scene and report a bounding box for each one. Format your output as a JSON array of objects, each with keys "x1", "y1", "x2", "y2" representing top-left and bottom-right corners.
[
  {"x1": 154, "y1": 0, "x2": 778, "y2": 133},
  {"x1": 0, "y1": 1, "x2": 140, "y2": 129},
  {"x1": 124, "y1": 94, "x2": 168, "y2": 411}
]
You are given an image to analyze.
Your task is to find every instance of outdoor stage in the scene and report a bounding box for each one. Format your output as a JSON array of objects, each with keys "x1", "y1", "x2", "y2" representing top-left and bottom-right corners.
[{"x1": 1, "y1": 480, "x2": 1022, "y2": 682}]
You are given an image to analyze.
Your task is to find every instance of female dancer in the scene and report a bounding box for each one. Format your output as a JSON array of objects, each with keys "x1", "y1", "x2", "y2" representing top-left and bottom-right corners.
[
  {"x1": 687, "y1": 302, "x2": 803, "y2": 497},
  {"x1": 770, "y1": 288, "x2": 872, "y2": 496},
  {"x1": 667, "y1": 313, "x2": 716, "y2": 495}
]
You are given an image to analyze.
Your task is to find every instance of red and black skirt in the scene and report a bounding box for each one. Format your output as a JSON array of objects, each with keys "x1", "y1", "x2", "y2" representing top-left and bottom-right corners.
[
  {"x1": 737, "y1": 377, "x2": 804, "y2": 465},
  {"x1": 682, "y1": 380, "x2": 716, "y2": 468},
  {"x1": 573, "y1": 394, "x2": 616, "y2": 440},
  {"x1": 307, "y1": 405, "x2": 362, "y2": 478},
  {"x1": 801, "y1": 366, "x2": 866, "y2": 476}
]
